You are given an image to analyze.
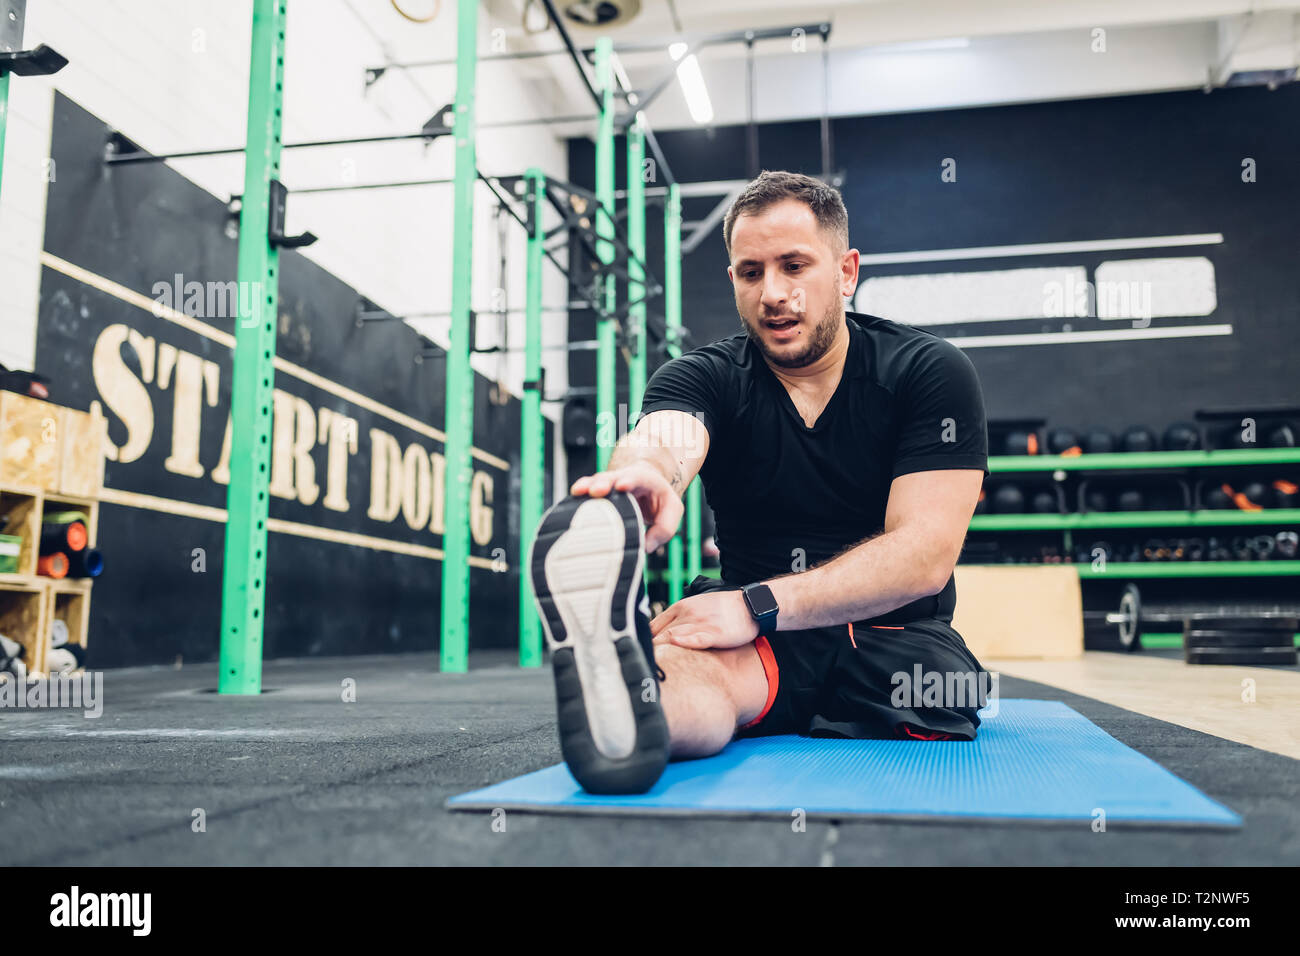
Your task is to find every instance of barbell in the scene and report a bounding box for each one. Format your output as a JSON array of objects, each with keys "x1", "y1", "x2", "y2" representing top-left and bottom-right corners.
[{"x1": 1084, "y1": 583, "x2": 1299, "y2": 652}]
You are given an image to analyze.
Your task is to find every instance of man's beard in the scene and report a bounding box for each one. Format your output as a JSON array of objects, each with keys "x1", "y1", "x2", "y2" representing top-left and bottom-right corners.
[{"x1": 740, "y1": 294, "x2": 843, "y2": 369}]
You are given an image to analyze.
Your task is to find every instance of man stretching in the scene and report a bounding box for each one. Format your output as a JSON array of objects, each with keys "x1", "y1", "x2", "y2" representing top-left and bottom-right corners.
[{"x1": 528, "y1": 171, "x2": 990, "y2": 794}]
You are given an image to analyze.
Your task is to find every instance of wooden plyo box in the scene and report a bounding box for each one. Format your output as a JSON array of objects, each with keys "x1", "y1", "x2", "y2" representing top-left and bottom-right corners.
[
  {"x1": 0, "y1": 393, "x2": 61, "y2": 491},
  {"x1": 0, "y1": 394, "x2": 105, "y2": 496},
  {"x1": 58, "y1": 404, "x2": 106, "y2": 497},
  {"x1": 952, "y1": 565, "x2": 1084, "y2": 659}
]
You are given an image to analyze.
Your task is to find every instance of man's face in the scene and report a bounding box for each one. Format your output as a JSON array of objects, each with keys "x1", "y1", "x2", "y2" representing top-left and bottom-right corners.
[{"x1": 727, "y1": 198, "x2": 857, "y2": 369}]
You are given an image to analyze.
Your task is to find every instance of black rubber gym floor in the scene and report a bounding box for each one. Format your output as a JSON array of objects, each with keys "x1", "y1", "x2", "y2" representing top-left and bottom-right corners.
[{"x1": 2, "y1": 650, "x2": 1297, "y2": 866}]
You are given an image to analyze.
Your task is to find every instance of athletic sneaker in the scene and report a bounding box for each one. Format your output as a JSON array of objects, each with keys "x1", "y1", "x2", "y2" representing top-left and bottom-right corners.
[{"x1": 528, "y1": 491, "x2": 670, "y2": 794}]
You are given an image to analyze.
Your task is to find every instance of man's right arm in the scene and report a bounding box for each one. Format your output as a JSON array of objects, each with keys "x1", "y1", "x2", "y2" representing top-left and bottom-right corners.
[{"x1": 569, "y1": 409, "x2": 711, "y2": 552}]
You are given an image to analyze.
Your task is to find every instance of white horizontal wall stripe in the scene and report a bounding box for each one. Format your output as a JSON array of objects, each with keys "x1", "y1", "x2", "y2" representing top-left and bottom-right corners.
[
  {"x1": 946, "y1": 323, "x2": 1234, "y2": 349},
  {"x1": 857, "y1": 233, "x2": 1225, "y2": 266},
  {"x1": 1095, "y1": 256, "x2": 1218, "y2": 319},
  {"x1": 853, "y1": 266, "x2": 1087, "y2": 325}
]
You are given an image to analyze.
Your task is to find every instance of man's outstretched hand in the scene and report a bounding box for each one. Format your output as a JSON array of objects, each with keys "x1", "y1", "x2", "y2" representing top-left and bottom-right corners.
[
  {"x1": 650, "y1": 590, "x2": 759, "y2": 650},
  {"x1": 570, "y1": 463, "x2": 683, "y2": 553}
]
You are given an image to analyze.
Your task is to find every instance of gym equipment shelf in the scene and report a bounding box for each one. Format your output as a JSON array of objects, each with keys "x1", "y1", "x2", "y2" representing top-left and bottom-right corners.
[
  {"x1": 0, "y1": 485, "x2": 98, "y2": 677},
  {"x1": 1076, "y1": 561, "x2": 1300, "y2": 578},
  {"x1": 971, "y1": 509, "x2": 1300, "y2": 531},
  {"x1": 988, "y1": 448, "x2": 1300, "y2": 473}
]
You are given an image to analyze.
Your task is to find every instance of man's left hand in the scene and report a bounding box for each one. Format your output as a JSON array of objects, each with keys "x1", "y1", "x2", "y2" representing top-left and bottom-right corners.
[{"x1": 649, "y1": 591, "x2": 759, "y2": 650}]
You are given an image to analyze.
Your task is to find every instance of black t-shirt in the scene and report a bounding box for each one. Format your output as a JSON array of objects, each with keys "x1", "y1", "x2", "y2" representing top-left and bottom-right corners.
[{"x1": 637, "y1": 311, "x2": 988, "y2": 624}]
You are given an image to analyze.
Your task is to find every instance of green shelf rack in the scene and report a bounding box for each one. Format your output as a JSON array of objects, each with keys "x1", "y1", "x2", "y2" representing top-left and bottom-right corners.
[
  {"x1": 988, "y1": 448, "x2": 1300, "y2": 473},
  {"x1": 971, "y1": 509, "x2": 1300, "y2": 531}
]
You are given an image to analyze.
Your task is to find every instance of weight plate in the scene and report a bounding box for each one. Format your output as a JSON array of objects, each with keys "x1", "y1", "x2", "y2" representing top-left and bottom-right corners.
[
  {"x1": 1184, "y1": 629, "x2": 1296, "y2": 648},
  {"x1": 1183, "y1": 614, "x2": 1298, "y2": 632},
  {"x1": 1185, "y1": 646, "x2": 1298, "y2": 666},
  {"x1": 1118, "y1": 583, "x2": 1141, "y2": 651}
]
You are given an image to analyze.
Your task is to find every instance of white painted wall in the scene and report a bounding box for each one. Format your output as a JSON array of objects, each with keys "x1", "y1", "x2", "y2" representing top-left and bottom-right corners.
[{"x1": 0, "y1": 0, "x2": 572, "y2": 414}]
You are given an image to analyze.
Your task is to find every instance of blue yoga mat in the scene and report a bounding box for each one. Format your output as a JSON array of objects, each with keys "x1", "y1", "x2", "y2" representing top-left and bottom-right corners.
[{"x1": 447, "y1": 699, "x2": 1240, "y2": 826}]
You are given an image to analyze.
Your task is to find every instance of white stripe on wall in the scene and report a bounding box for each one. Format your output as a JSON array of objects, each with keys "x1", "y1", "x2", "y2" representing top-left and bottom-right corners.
[
  {"x1": 945, "y1": 323, "x2": 1234, "y2": 349},
  {"x1": 1094, "y1": 256, "x2": 1217, "y2": 319},
  {"x1": 857, "y1": 233, "x2": 1224, "y2": 266},
  {"x1": 853, "y1": 266, "x2": 1086, "y2": 325}
]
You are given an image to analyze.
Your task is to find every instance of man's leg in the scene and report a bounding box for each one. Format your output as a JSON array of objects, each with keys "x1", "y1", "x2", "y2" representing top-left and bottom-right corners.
[{"x1": 655, "y1": 641, "x2": 770, "y2": 758}]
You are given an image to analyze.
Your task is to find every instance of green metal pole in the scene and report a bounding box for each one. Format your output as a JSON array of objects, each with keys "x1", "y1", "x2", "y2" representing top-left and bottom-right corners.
[
  {"x1": 440, "y1": 0, "x2": 478, "y2": 674},
  {"x1": 665, "y1": 184, "x2": 696, "y2": 600},
  {"x1": 218, "y1": 0, "x2": 286, "y2": 695},
  {"x1": 0, "y1": 72, "x2": 8, "y2": 207},
  {"x1": 594, "y1": 38, "x2": 616, "y2": 470},
  {"x1": 626, "y1": 114, "x2": 646, "y2": 422},
  {"x1": 518, "y1": 168, "x2": 545, "y2": 668}
]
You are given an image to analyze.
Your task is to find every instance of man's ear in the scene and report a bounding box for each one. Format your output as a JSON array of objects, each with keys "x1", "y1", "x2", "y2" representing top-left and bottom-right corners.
[
  {"x1": 840, "y1": 248, "x2": 860, "y2": 298},
  {"x1": 727, "y1": 265, "x2": 735, "y2": 284}
]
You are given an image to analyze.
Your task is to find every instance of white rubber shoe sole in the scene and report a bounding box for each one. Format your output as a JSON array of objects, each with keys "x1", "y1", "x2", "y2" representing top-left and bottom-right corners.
[{"x1": 528, "y1": 492, "x2": 669, "y2": 794}]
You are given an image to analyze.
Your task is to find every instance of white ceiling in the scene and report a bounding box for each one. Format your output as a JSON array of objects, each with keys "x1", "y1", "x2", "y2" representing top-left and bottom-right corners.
[{"x1": 362, "y1": 0, "x2": 1300, "y2": 135}]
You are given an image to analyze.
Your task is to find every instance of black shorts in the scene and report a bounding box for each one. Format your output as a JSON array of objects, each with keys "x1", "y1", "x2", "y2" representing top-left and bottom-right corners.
[{"x1": 682, "y1": 575, "x2": 991, "y2": 741}]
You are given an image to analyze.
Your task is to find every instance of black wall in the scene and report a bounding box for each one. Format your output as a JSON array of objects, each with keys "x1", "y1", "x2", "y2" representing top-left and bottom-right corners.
[
  {"x1": 33, "y1": 93, "x2": 550, "y2": 667},
  {"x1": 568, "y1": 83, "x2": 1300, "y2": 440}
]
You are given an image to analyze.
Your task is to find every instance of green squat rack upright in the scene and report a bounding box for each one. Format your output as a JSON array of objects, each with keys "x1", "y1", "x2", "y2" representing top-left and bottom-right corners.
[
  {"x1": 661, "y1": 182, "x2": 701, "y2": 602},
  {"x1": 516, "y1": 168, "x2": 546, "y2": 668},
  {"x1": 218, "y1": 0, "x2": 291, "y2": 695},
  {"x1": 438, "y1": 0, "x2": 480, "y2": 674},
  {"x1": 593, "y1": 37, "x2": 617, "y2": 471},
  {"x1": 626, "y1": 113, "x2": 647, "y2": 420}
]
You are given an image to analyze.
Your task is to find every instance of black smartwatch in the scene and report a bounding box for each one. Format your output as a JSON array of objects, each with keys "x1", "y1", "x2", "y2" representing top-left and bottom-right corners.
[{"x1": 741, "y1": 583, "x2": 779, "y2": 637}]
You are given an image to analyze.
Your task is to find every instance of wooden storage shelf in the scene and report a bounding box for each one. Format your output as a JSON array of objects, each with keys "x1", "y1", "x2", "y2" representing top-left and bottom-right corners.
[
  {"x1": 0, "y1": 488, "x2": 41, "y2": 576},
  {"x1": 41, "y1": 495, "x2": 99, "y2": 549},
  {"x1": 49, "y1": 580, "x2": 91, "y2": 651},
  {"x1": 0, "y1": 578, "x2": 49, "y2": 676},
  {"x1": 0, "y1": 396, "x2": 105, "y2": 672}
]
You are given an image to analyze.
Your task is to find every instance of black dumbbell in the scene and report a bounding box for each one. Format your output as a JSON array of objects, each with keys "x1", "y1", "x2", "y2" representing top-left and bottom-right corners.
[
  {"x1": 1273, "y1": 480, "x2": 1297, "y2": 508},
  {"x1": 1268, "y1": 421, "x2": 1298, "y2": 448},
  {"x1": 1203, "y1": 484, "x2": 1233, "y2": 509},
  {"x1": 1004, "y1": 431, "x2": 1039, "y2": 456},
  {"x1": 1031, "y1": 490, "x2": 1058, "y2": 513},
  {"x1": 1120, "y1": 426, "x2": 1158, "y2": 453},
  {"x1": 1083, "y1": 429, "x2": 1116, "y2": 454},
  {"x1": 1047, "y1": 428, "x2": 1082, "y2": 456},
  {"x1": 1117, "y1": 489, "x2": 1146, "y2": 511},
  {"x1": 992, "y1": 484, "x2": 1026, "y2": 513},
  {"x1": 1240, "y1": 482, "x2": 1277, "y2": 509},
  {"x1": 1162, "y1": 422, "x2": 1201, "y2": 451}
]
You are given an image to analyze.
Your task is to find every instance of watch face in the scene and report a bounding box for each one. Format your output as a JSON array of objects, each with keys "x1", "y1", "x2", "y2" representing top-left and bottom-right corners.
[{"x1": 745, "y1": 585, "x2": 779, "y2": 618}]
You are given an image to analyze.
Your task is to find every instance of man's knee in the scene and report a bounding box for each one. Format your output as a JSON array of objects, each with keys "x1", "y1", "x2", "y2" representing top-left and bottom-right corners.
[{"x1": 657, "y1": 641, "x2": 768, "y2": 727}]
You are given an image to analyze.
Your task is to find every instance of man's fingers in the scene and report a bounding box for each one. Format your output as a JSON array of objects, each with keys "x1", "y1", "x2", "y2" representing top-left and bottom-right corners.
[
  {"x1": 572, "y1": 471, "x2": 617, "y2": 497},
  {"x1": 666, "y1": 630, "x2": 710, "y2": 650},
  {"x1": 649, "y1": 606, "x2": 677, "y2": 635},
  {"x1": 646, "y1": 495, "x2": 683, "y2": 553}
]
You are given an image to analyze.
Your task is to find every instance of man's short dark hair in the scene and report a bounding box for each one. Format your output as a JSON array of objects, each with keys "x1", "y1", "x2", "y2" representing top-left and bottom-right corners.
[{"x1": 723, "y1": 170, "x2": 849, "y2": 258}]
